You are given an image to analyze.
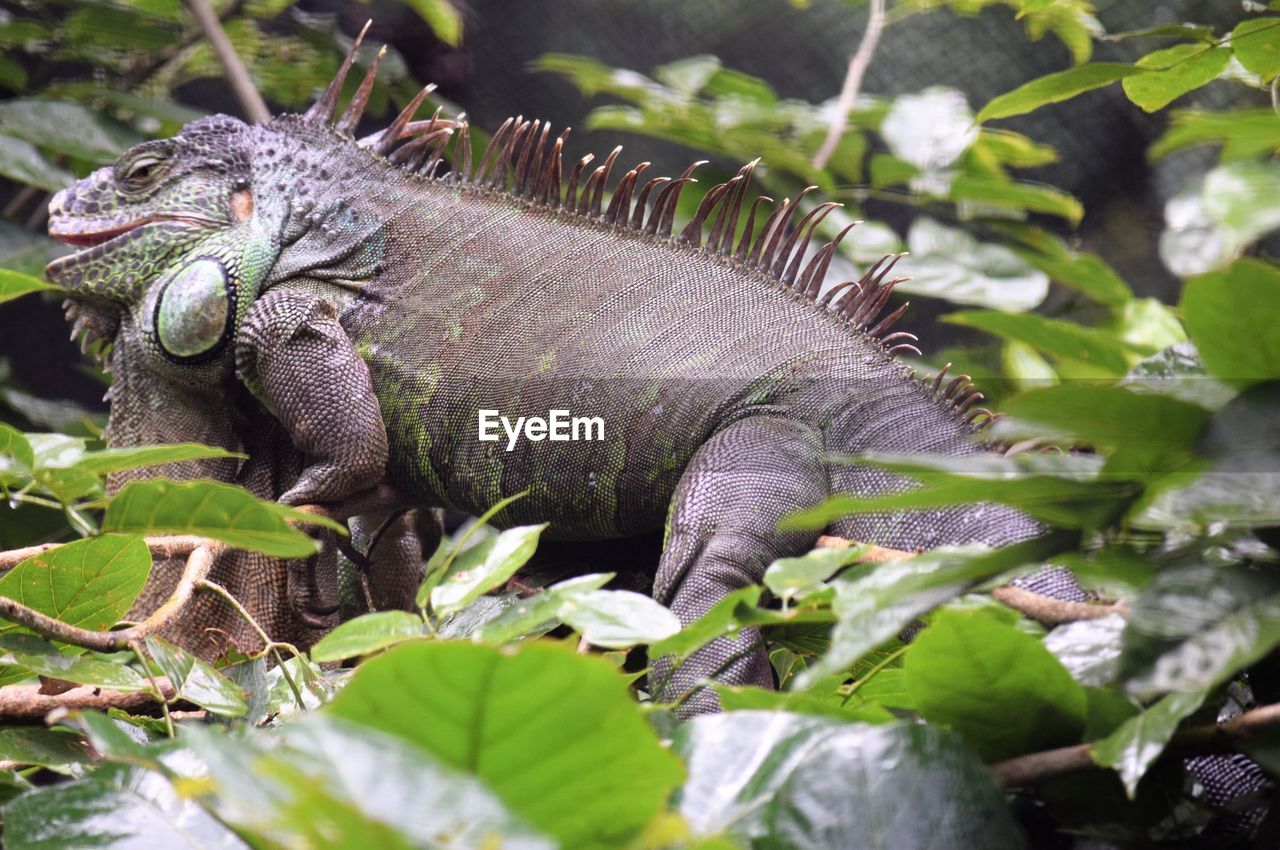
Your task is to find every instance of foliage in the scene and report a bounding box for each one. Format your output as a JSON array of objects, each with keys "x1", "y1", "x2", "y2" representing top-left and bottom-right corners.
[{"x1": 0, "y1": 0, "x2": 1278, "y2": 848}]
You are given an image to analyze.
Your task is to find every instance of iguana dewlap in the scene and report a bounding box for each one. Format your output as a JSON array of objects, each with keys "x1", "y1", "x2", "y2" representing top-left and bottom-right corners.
[{"x1": 46, "y1": 30, "x2": 1038, "y2": 713}]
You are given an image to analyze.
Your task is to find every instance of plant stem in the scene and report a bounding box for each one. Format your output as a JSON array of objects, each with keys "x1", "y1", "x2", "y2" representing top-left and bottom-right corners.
[{"x1": 812, "y1": 0, "x2": 886, "y2": 171}]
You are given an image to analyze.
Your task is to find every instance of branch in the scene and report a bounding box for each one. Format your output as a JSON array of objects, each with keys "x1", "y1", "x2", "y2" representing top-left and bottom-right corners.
[
  {"x1": 991, "y1": 701, "x2": 1280, "y2": 787},
  {"x1": 816, "y1": 535, "x2": 1127, "y2": 625},
  {"x1": 0, "y1": 544, "x2": 221, "y2": 652},
  {"x1": 811, "y1": 0, "x2": 886, "y2": 170},
  {"x1": 182, "y1": 0, "x2": 270, "y2": 123},
  {"x1": 0, "y1": 677, "x2": 178, "y2": 722},
  {"x1": 990, "y1": 585, "x2": 1128, "y2": 626}
]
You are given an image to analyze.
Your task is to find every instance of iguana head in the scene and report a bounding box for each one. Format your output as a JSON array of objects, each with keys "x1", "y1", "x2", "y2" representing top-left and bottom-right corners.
[{"x1": 47, "y1": 113, "x2": 273, "y2": 371}]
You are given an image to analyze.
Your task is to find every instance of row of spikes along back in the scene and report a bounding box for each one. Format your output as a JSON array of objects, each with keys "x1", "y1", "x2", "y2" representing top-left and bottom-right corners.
[{"x1": 300, "y1": 23, "x2": 992, "y2": 430}]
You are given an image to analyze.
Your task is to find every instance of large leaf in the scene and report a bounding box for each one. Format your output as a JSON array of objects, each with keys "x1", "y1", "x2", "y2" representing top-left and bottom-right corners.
[
  {"x1": 795, "y1": 537, "x2": 1065, "y2": 686},
  {"x1": 976, "y1": 63, "x2": 1144, "y2": 123},
  {"x1": 998, "y1": 385, "x2": 1208, "y2": 473},
  {"x1": 0, "y1": 99, "x2": 141, "y2": 163},
  {"x1": 103, "y1": 479, "x2": 335, "y2": 558},
  {"x1": 3, "y1": 762, "x2": 249, "y2": 850},
  {"x1": 1181, "y1": 258, "x2": 1280, "y2": 387},
  {"x1": 1231, "y1": 17, "x2": 1280, "y2": 82},
  {"x1": 905, "y1": 609, "x2": 1088, "y2": 761},
  {"x1": 763, "y1": 544, "x2": 867, "y2": 603},
  {"x1": 557, "y1": 589, "x2": 680, "y2": 648},
  {"x1": 472, "y1": 572, "x2": 615, "y2": 645},
  {"x1": 309, "y1": 610, "x2": 426, "y2": 662},
  {"x1": 427, "y1": 523, "x2": 546, "y2": 616},
  {"x1": 674, "y1": 711, "x2": 1022, "y2": 849},
  {"x1": 0, "y1": 534, "x2": 151, "y2": 633},
  {"x1": 1121, "y1": 45, "x2": 1231, "y2": 112},
  {"x1": 0, "y1": 134, "x2": 75, "y2": 191},
  {"x1": 0, "y1": 635, "x2": 148, "y2": 692},
  {"x1": 403, "y1": 0, "x2": 463, "y2": 46},
  {"x1": 1090, "y1": 689, "x2": 1208, "y2": 798},
  {"x1": 1201, "y1": 161, "x2": 1280, "y2": 249},
  {"x1": 181, "y1": 718, "x2": 553, "y2": 850},
  {"x1": 896, "y1": 218, "x2": 1049, "y2": 312},
  {"x1": 144, "y1": 636, "x2": 248, "y2": 717},
  {"x1": 944, "y1": 309, "x2": 1140, "y2": 376},
  {"x1": 327, "y1": 641, "x2": 684, "y2": 850},
  {"x1": 1119, "y1": 564, "x2": 1280, "y2": 699}
]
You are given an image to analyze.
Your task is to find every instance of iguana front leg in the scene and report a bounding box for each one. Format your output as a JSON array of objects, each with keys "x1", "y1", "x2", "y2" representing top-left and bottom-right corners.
[
  {"x1": 236, "y1": 288, "x2": 388, "y2": 507},
  {"x1": 235, "y1": 288, "x2": 391, "y2": 622},
  {"x1": 653, "y1": 416, "x2": 827, "y2": 716}
]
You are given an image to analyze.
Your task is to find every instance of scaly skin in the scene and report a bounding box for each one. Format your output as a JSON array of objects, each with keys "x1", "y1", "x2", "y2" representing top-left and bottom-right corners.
[{"x1": 46, "y1": 47, "x2": 1038, "y2": 712}]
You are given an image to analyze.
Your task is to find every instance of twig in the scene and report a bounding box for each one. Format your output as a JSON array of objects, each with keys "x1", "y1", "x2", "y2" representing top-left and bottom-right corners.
[
  {"x1": 815, "y1": 535, "x2": 913, "y2": 561},
  {"x1": 991, "y1": 701, "x2": 1280, "y2": 787},
  {"x1": 197, "y1": 578, "x2": 306, "y2": 710},
  {"x1": 0, "y1": 678, "x2": 177, "y2": 722},
  {"x1": 990, "y1": 585, "x2": 1128, "y2": 626},
  {"x1": 182, "y1": 0, "x2": 270, "y2": 123},
  {"x1": 130, "y1": 639, "x2": 173, "y2": 737},
  {"x1": 0, "y1": 544, "x2": 221, "y2": 652},
  {"x1": 811, "y1": 0, "x2": 886, "y2": 170}
]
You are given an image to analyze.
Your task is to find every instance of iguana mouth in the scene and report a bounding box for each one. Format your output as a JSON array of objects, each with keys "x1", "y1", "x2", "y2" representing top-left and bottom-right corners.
[{"x1": 48, "y1": 215, "x2": 198, "y2": 248}]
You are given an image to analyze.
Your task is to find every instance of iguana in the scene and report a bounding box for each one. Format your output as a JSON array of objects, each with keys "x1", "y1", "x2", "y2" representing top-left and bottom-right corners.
[{"x1": 45, "y1": 29, "x2": 1039, "y2": 713}]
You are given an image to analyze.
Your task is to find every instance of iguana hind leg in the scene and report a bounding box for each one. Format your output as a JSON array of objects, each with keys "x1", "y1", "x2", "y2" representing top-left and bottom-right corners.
[{"x1": 653, "y1": 416, "x2": 826, "y2": 716}]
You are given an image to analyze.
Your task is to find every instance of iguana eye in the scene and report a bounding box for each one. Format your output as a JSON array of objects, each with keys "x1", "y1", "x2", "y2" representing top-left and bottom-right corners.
[
  {"x1": 154, "y1": 258, "x2": 232, "y2": 360},
  {"x1": 118, "y1": 153, "x2": 168, "y2": 190}
]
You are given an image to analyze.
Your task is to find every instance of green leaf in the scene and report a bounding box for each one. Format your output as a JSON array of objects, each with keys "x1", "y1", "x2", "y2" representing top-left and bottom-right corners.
[
  {"x1": 904, "y1": 609, "x2": 1087, "y2": 760},
  {"x1": 144, "y1": 636, "x2": 248, "y2": 717},
  {"x1": 0, "y1": 727, "x2": 92, "y2": 771},
  {"x1": 0, "y1": 423, "x2": 33, "y2": 471},
  {"x1": 327, "y1": 641, "x2": 684, "y2": 850},
  {"x1": 1121, "y1": 45, "x2": 1231, "y2": 112},
  {"x1": 1090, "y1": 689, "x2": 1208, "y2": 797},
  {"x1": 428, "y1": 523, "x2": 546, "y2": 616},
  {"x1": 1103, "y1": 23, "x2": 1216, "y2": 43},
  {"x1": 0, "y1": 269, "x2": 57, "y2": 305},
  {"x1": 944, "y1": 309, "x2": 1141, "y2": 376},
  {"x1": 0, "y1": 99, "x2": 142, "y2": 164},
  {"x1": 0, "y1": 535, "x2": 151, "y2": 633},
  {"x1": 648, "y1": 586, "x2": 765, "y2": 662},
  {"x1": 674, "y1": 712, "x2": 1022, "y2": 848},
  {"x1": 1151, "y1": 109, "x2": 1280, "y2": 162},
  {"x1": 713, "y1": 683, "x2": 894, "y2": 722},
  {"x1": 1119, "y1": 564, "x2": 1280, "y2": 699},
  {"x1": 795, "y1": 537, "x2": 1067, "y2": 686},
  {"x1": 998, "y1": 385, "x2": 1208, "y2": 473},
  {"x1": 786, "y1": 463, "x2": 1133, "y2": 530},
  {"x1": 1181, "y1": 258, "x2": 1280, "y2": 387},
  {"x1": 1232, "y1": 18, "x2": 1280, "y2": 82},
  {"x1": 309, "y1": 610, "x2": 425, "y2": 663},
  {"x1": 0, "y1": 636, "x2": 149, "y2": 692},
  {"x1": 557, "y1": 589, "x2": 680, "y2": 648},
  {"x1": 1201, "y1": 160, "x2": 1280, "y2": 247},
  {"x1": 472, "y1": 572, "x2": 614, "y2": 644},
  {"x1": 995, "y1": 222, "x2": 1132, "y2": 307},
  {"x1": 949, "y1": 174, "x2": 1083, "y2": 224},
  {"x1": 103, "y1": 479, "x2": 335, "y2": 558},
  {"x1": 1042, "y1": 614, "x2": 1126, "y2": 688},
  {"x1": 897, "y1": 218, "x2": 1049, "y2": 312},
  {"x1": 976, "y1": 63, "x2": 1144, "y2": 123},
  {"x1": 763, "y1": 544, "x2": 867, "y2": 603},
  {"x1": 3, "y1": 763, "x2": 249, "y2": 850},
  {"x1": 403, "y1": 0, "x2": 463, "y2": 46},
  {"x1": 182, "y1": 717, "x2": 552, "y2": 850},
  {"x1": 0, "y1": 134, "x2": 75, "y2": 191}
]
